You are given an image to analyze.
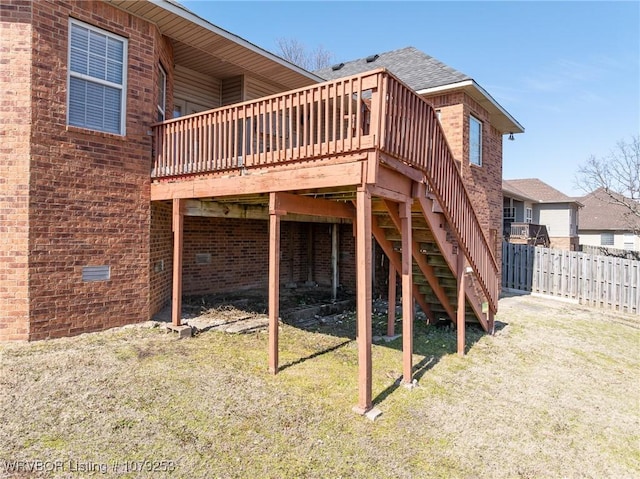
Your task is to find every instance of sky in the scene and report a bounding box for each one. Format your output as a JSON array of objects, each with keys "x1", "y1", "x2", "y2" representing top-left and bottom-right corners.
[{"x1": 182, "y1": 1, "x2": 640, "y2": 197}]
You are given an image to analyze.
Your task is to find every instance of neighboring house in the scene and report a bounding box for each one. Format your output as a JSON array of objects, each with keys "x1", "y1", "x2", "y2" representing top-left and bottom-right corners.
[
  {"x1": 578, "y1": 188, "x2": 640, "y2": 252},
  {"x1": 2, "y1": 1, "x2": 521, "y2": 412},
  {"x1": 503, "y1": 179, "x2": 582, "y2": 250}
]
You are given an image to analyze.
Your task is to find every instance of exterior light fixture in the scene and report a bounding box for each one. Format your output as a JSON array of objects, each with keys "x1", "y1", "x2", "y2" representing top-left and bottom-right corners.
[{"x1": 508, "y1": 133, "x2": 515, "y2": 141}]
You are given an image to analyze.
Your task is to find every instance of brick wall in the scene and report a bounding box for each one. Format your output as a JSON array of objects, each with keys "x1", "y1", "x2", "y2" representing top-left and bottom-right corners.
[
  {"x1": 150, "y1": 201, "x2": 172, "y2": 317},
  {"x1": 149, "y1": 213, "x2": 357, "y2": 307},
  {"x1": 0, "y1": 1, "x2": 32, "y2": 341},
  {"x1": 425, "y1": 92, "x2": 503, "y2": 274},
  {"x1": 23, "y1": 0, "x2": 170, "y2": 339}
]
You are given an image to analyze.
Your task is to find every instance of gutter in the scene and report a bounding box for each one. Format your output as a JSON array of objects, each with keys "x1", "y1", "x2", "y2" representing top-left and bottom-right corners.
[{"x1": 417, "y1": 79, "x2": 525, "y2": 134}]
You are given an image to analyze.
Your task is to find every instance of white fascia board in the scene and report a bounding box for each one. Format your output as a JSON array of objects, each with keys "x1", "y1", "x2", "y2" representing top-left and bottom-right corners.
[
  {"x1": 417, "y1": 79, "x2": 525, "y2": 134},
  {"x1": 150, "y1": 0, "x2": 324, "y2": 83}
]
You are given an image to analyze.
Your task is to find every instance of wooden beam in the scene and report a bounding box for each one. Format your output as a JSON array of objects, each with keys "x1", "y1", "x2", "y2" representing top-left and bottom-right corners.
[
  {"x1": 387, "y1": 264, "x2": 396, "y2": 337},
  {"x1": 331, "y1": 224, "x2": 339, "y2": 301},
  {"x1": 384, "y1": 199, "x2": 455, "y2": 322},
  {"x1": 488, "y1": 307, "x2": 495, "y2": 335},
  {"x1": 370, "y1": 216, "x2": 434, "y2": 323},
  {"x1": 184, "y1": 199, "x2": 352, "y2": 224},
  {"x1": 457, "y1": 252, "x2": 466, "y2": 356},
  {"x1": 273, "y1": 192, "x2": 355, "y2": 219},
  {"x1": 171, "y1": 198, "x2": 184, "y2": 327},
  {"x1": 268, "y1": 193, "x2": 282, "y2": 374},
  {"x1": 151, "y1": 159, "x2": 366, "y2": 201},
  {"x1": 400, "y1": 201, "x2": 414, "y2": 384},
  {"x1": 375, "y1": 165, "x2": 414, "y2": 199},
  {"x1": 354, "y1": 187, "x2": 373, "y2": 414},
  {"x1": 379, "y1": 153, "x2": 425, "y2": 183}
]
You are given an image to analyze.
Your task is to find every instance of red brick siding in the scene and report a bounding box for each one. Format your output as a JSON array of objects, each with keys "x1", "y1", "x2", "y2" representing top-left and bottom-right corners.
[
  {"x1": 150, "y1": 201, "x2": 172, "y2": 317},
  {"x1": 425, "y1": 92, "x2": 503, "y2": 276},
  {"x1": 25, "y1": 0, "x2": 167, "y2": 339},
  {"x1": 149, "y1": 215, "x2": 357, "y2": 302},
  {"x1": 338, "y1": 224, "x2": 356, "y2": 293},
  {"x1": 0, "y1": 1, "x2": 32, "y2": 341}
]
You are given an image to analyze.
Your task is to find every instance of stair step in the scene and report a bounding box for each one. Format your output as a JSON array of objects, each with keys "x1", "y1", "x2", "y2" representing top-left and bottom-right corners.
[
  {"x1": 427, "y1": 305, "x2": 478, "y2": 323},
  {"x1": 426, "y1": 255, "x2": 449, "y2": 267},
  {"x1": 387, "y1": 231, "x2": 434, "y2": 243},
  {"x1": 412, "y1": 265, "x2": 452, "y2": 278}
]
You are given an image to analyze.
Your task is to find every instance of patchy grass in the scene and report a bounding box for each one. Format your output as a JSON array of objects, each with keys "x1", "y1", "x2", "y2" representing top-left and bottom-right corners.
[{"x1": 1, "y1": 295, "x2": 639, "y2": 478}]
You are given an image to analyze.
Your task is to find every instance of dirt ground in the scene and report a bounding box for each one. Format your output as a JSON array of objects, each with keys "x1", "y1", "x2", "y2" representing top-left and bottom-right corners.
[{"x1": 0, "y1": 292, "x2": 638, "y2": 478}]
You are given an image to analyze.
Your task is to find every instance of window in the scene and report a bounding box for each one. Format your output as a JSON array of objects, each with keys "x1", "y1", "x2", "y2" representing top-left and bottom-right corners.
[
  {"x1": 503, "y1": 207, "x2": 515, "y2": 221},
  {"x1": 600, "y1": 232, "x2": 614, "y2": 246},
  {"x1": 157, "y1": 64, "x2": 166, "y2": 122},
  {"x1": 469, "y1": 115, "x2": 482, "y2": 166},
  {"x1": 67, "y1": 19, "x2": 127, "y2": 135},
  {"x1": 623, "y1": 233, "x2": 634, "y2": 250},
  {"x1": 525, "y1": 207, "x2": 533, "y2": 223}
]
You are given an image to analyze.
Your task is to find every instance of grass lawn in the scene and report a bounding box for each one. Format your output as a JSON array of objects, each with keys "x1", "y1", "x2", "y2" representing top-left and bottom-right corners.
[{"x1": 1, "y1": 294, "x2": 638, "y2": 478}]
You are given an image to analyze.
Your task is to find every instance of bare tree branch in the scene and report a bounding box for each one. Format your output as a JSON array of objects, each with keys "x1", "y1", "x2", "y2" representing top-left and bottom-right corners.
[
  {"x1": 575, "y1": 135, "x2": 640, "y2": 233},
  {"x1": 275, "y1": 37, "x2": 334, "y2": 71}
]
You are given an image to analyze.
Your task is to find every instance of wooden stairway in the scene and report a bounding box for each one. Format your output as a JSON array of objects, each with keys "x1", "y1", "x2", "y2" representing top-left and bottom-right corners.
[{"x1": 371, "y1": 193, "x2": 489, "y2": 330}]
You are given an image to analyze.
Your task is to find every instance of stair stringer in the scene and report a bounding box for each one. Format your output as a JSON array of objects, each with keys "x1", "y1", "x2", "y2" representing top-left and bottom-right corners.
[
  {"x1": 371, "y1": 215, "x2": 435, "y2": 322},
  {"x1": 415, "y1": 191, "x2": 489, "y2": 332},
  {"x1": 381, "y1": 199, "x2": 456, "y2": 323}
]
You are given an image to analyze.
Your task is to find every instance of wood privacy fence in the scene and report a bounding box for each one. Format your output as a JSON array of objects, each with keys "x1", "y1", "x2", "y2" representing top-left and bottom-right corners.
[
  {"x1": 580, "y1": 244, "x2": 640, "y2": 261},
  {"x1": 502, "y1": 242, "x2": 640, "y2": 314}
]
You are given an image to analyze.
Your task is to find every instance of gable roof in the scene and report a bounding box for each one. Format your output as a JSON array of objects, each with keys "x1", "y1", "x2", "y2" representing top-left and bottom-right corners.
[
  {"x1": 579, "y1": 188, "x2": 640, "y2": 231},
  {"x1": 503, "y1": 179, "x2": 581, "y2": 205},
  {"x1": 315, "y1": 46, "x2": 523, "y2": 135},
  {"x1": 316, "y1": 47, "x2": 470, "y2": 91}
]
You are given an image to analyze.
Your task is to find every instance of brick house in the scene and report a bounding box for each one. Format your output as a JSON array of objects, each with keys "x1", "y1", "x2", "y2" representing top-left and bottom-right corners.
[{"x1": 2, "y1": 1, "x2": 521, "y2": 412}]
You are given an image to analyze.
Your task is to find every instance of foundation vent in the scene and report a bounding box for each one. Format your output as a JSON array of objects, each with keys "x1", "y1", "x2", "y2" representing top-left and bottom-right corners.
[{"x1": 82, "y1": 265, "x2": 111, "y2": 282}]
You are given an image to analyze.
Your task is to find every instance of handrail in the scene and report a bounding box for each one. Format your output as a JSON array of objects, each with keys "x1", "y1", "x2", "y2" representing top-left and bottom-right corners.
[
  {"x1": 152, "y1": 70, "x2": 382, "y2": 178},
  {"x1": 374, "y1": 72, "x2": 500, "y2": 313}
]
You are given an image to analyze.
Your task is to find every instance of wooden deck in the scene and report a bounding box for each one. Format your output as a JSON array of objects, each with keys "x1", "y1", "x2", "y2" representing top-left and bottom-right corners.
[{"x1": 151, "y1": 69, "x2": 500, "y2": 413}]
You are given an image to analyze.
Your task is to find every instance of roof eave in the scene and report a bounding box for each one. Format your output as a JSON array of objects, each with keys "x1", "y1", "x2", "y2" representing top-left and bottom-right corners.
[
  {"x1": 417, "y1": 80, "x2": 524, "y2": 135},
  {"x1": 145, "y1": 0, "x2": 324, "y2": 84}
]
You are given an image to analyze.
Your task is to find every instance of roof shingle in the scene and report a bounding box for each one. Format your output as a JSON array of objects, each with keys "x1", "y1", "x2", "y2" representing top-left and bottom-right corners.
[
  {"x1": 579, "y1": 188, "x2": 640, "y2": 231},
  {"x1": 503, "y1": 179, "x2": 576, "y2": 203},
  {"x1": 315, "y1": 46, "x2": 470, "y2": 91}
]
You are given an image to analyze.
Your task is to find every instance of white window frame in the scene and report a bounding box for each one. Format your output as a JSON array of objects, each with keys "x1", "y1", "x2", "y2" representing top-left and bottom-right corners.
[
  {"x1": 67, "y1": 19, "x2": 128, "y2": 135},
  {"x1": 157, "y1": 64, "x2": 166, "y2": 122},
  {"x1": 525, "y1": 207, "x2": 533, "y2": 223},
  {"x1": 469, "y1": 115, "x2": 482, "y2": 166}
]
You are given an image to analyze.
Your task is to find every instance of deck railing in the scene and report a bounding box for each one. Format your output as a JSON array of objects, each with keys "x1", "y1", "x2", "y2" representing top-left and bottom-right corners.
[
  {"x1": 152, "y1": 71, "x2": 378, "y2": 177},
  {"x1": 373, "y1": 74, "x2": 500, "y2": 313},
  {"x1": 508, "y1": 222, "x2": 550, "y2": 247},
  {"x1": 152, "y1": 69, "x2": 499, "y2": 312}
]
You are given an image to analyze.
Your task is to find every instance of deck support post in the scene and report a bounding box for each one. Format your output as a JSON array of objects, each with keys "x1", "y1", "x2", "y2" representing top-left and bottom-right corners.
[
  {"x1": 400, "y1": 201, "x2": 414, "y2": 384},
  {"x1": 488, "y1": 307, "x2": 495, "y2": 335},
  {"x1": 269, "y1": 193, "x2": 282, "y2": 374},
  {"x1": 387, "y1": 264, "x2": 396, "y2": 337},
  {"x1": 331, "y1": 223, "x2": 339, "y2": 301},
  {"x1": 457, "y1": 250, "x2": 467, "y2": 356},
  {"x1": 171, "y1": 198, "x2": 184, "y2": 327},
  {"x1": 354, "y1": 186, "x2": 373, "y2": 414}
]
